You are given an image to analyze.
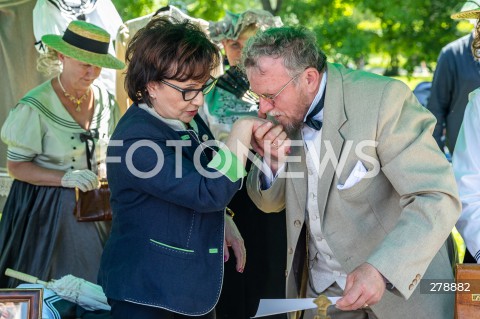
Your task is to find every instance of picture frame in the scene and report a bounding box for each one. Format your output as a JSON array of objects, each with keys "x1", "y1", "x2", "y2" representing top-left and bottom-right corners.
[{"x1": 0, "y1": 288, "x2": 42, "y2": 319}]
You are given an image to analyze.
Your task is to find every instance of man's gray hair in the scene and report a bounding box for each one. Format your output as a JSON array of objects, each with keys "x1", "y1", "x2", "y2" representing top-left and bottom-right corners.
[{"x1": 241, "y1": 25, "x2": 327, "y2": 76}]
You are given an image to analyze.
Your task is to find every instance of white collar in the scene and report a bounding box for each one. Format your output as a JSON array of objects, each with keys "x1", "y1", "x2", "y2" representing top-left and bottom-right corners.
[
  {"x1": 303, "y1": 71, "x2": 327, "y2": 122},
  {"x1": 137, "y1": 103, "x2": 198, "y2": 132}
]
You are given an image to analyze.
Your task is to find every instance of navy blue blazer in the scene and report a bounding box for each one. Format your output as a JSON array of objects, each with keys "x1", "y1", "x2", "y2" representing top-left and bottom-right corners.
[
  {"x1": 98, "y1": 104, "x2": 242, "y2": 315},
  {"x1": 427, "y1": 33, "x2": 480, "y2": 152}
]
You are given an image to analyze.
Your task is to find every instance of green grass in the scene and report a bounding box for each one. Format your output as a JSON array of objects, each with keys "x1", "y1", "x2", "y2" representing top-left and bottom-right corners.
[{"x1": 363, "y1": 52, "x2": 434, "y2": 90}]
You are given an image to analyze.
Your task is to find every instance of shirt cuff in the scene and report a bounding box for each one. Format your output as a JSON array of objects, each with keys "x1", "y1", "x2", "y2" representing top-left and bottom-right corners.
[
  {"x1": 6, "y1": 147, "x2": 36, "y2": 161},
  {"x1": 260, "y1": 160, "x2": 285, "y2": 190},
  {"x1": 207, "y1": 148, "x2": 247, "y2": 182}
]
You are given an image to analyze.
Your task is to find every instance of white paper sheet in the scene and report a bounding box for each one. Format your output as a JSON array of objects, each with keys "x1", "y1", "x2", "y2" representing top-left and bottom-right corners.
[{"x1": 252, "y1": 297, "x2": 341, "y2": 318}]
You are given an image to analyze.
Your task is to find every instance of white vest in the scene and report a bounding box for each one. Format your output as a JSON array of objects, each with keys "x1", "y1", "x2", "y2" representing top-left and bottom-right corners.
[{"x1": 303, "y1": 123, "x2": 347, "y2": 295}]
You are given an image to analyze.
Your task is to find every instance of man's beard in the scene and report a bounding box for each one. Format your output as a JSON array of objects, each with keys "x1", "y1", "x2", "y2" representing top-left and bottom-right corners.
[
  {"x1": 283, "y1": 120, "x2": 303, "y2": 137},
  {"x1": 283, "y1": 90, "x2": 311, "y2": 137},
  {"x1": 268, "y1": 91, "x2": 310, "y2": 137},
  {"x1": 266, "y1": 115, "x2": 302, "y2": 137}
]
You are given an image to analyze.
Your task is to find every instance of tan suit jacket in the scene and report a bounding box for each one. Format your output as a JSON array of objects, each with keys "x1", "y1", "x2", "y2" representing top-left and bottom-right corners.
[{"x1": 247, "y1": 63, "x2": 461, "y2": 319}]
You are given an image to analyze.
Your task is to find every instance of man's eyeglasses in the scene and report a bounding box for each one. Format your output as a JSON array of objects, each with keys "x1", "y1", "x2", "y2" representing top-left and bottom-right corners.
[
  {"x1": 248, "y1": 73, "x2": 301, "y2": 103},
  {"x1": 160, "y1": 76, "x2": 218, "y2": 101}
]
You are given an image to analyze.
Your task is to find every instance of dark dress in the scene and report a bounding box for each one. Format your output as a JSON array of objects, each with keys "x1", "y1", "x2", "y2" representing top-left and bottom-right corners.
[
  {"x1": 217, "y1": 163, "x2": 287, "y2": 319},
  {"x1": 205, "y1": 67, "x2": 288, "y2": 319},
  {"x1": 0, "y1": 81, "x2": 118, "y2": 287}
]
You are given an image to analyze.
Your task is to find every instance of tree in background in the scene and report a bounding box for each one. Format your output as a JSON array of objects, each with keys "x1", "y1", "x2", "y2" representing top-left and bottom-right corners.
[
  {"x1": 112, "y1": 0, "x2": 471, "y2": 75},
  {"x1": 357, "y1": 0, "x2": 459, "y2": 75}
]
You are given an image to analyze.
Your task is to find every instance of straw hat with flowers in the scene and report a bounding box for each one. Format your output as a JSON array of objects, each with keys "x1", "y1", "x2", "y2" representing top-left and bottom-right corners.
[
  {"x1": 451, "y1": 1, "x2": 480, "y2": 20},
  {"x1": 42, "y1": 20, "x2": 125, "y2": 70}
]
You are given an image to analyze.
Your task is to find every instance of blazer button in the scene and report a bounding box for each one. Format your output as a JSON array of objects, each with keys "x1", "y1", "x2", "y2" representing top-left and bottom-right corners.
[
  {"x1": 202, "y1": 134, "x2": 209, "y2": 141},
  {"x1": 409, "y1": 284, "x2": 414, "y2": 290},
  {"x1": 288, "y1": 247, "x2": 294, "y2": 254},
  {"x1": 285, "y1": 270, "x2": 289, "y2": 277},
  {"x1": 294, "y1": 220, "x2": 301, "y2": 228}
]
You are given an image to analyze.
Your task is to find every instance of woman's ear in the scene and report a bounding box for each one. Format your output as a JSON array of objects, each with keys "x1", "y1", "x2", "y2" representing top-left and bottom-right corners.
[
  {"x1": 146, "y1": 81, "x2": 159, "y2": 96},
  {"x1": 57, "y1": 52, "x2": 65, "y2": 63}
]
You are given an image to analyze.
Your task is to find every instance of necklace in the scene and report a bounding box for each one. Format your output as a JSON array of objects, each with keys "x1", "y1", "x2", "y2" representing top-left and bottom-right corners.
[{"x1": 57, "y1": 74, "x2": 90, "y2": 112}]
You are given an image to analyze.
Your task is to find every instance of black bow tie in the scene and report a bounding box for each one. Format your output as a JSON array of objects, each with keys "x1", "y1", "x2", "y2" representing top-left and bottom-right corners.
[{"x1": 304, "y1": 92, "x2": 325, "y2": 130}]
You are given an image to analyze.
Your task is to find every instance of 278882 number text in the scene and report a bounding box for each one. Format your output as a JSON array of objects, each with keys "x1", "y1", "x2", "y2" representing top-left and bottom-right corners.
[
  {"x1": 419, "y1": 279, "x2": 477, "y2": 294},
  {"x1": 428, "y1": 282, "x2": 470, "y2": 292}
]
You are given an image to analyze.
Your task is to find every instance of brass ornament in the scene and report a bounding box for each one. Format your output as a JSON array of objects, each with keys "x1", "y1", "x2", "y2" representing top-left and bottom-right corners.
[{"x1": 313, "y1": 294, "x2": 332, "y2": 319}]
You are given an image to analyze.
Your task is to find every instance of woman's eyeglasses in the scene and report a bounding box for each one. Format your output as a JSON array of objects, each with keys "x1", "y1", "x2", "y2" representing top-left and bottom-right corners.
[{"x1": 160, "y1": 76, "x2": 218, "y2": 101}]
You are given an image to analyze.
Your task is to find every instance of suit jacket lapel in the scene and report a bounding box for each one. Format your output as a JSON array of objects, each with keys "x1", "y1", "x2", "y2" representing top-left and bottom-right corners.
[{"x1": 317, "y1": 63, "x2": 347, "y2": 224}]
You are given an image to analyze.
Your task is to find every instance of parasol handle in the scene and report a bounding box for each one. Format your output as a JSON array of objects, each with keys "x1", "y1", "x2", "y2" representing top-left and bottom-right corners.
[{"x1": 5, "y1": 268, "x2": 48, "y2": 286}]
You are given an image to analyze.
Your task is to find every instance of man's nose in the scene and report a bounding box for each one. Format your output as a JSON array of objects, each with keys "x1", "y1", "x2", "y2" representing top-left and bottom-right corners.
[{"x1": 258, "y1": 98, "x2": 274, "y2": 115}]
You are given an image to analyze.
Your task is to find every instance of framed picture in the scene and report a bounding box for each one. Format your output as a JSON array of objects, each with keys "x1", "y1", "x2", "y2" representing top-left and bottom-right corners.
[{"x1": 0, "y1": 288, "x2": 42, "y2": 319}]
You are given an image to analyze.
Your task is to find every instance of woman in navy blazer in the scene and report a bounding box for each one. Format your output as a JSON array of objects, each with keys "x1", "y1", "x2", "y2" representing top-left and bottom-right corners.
[{"x1": 98, "y1": 16, "x2": 284, "y2": 319}]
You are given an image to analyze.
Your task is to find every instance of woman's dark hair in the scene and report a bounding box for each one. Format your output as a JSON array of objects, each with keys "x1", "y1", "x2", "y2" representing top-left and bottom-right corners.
[{"x1": 125, "y1": 16, "x2": 221, "y2": 107}]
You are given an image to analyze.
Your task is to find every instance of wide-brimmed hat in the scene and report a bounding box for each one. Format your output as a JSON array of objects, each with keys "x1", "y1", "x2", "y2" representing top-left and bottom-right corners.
[
  {"x1": 451, "y1": 1, "x2": 480, "y2": 19},
  {"x1": 209, "y1": 9, "x2": 283, "y2": 42},
  {"x1": 42, "y1": 20, "x2": 125, "y2": 70}
]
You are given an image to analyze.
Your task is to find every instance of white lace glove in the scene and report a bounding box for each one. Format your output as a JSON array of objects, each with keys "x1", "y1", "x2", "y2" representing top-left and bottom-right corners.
[{"x1": 61, "y1": 169, "x2": 100, "y2": 192}]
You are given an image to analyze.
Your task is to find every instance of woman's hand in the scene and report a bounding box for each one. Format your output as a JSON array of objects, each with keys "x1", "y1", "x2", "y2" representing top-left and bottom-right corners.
[
  {"x1": 224, "y1": 117, "x2": 269, "y2": 167},
  {"x1": 61, "y1": 169, "x2": 100, "y2": 191},
  {"x1": 224, "y1": 214, "x2": 246, "y2": 273},
  {"x1": 6, "y1": 161, "x2": 99, "y2": 190}
]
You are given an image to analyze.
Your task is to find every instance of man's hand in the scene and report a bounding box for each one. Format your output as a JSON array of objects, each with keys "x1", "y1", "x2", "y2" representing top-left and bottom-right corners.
[
  {"x1": 224, "y1": 215, "x2": 246, "y2": 273},
  {"x1": 336, "y1": 263, "x2": 386, "y2": 311},
  {"x1": 251, "y1": 121, "x2": 290, "y2": 175}
]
